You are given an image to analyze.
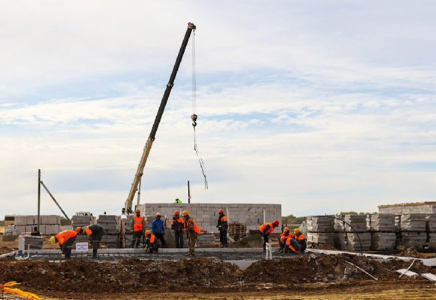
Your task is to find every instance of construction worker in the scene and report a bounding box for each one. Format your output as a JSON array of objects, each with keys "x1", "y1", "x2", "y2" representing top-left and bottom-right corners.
[
  {"x1": 50, "y1": 230, "x2": 77, "y2": 260},
  {"x1": 294, "y1": 228, "x2": 307, "y2": 253},
  {"x1": 183, "y1": 210, "x2": 200, "y2": 256},
  {"x1": 152, "y1": 212, "x2": 167, "y2": 247},
  {"x1": 76, "y1": 224, "x2": 105, "y2": 257},
  {"x1": 284, "y1": 235, "x2": 301, "y2": 255},
  {"x1": 31, "y1": 226, "x2": 41, "y2": 236},
  {"x1": 259, "y1": 220, "x2": 280, "y2": 253},
  {"x1": 279, "y1": 227, "x2": 293, "y2": 252},
  {"x1": 144, "y1": 230, "x2": 159, "y2": 253},
  {"x1": 174, "y1": 198, "x2": 182, "y2": 204},
  {"x1": 171, "y1": 210, "x2": 184, "y2": 248},
  {"x1": 132, "y1": 208, "x2": 145, "y2": 248},
  {"x1": 217, "y1": 208, "x2": 228, "y2": 248}
]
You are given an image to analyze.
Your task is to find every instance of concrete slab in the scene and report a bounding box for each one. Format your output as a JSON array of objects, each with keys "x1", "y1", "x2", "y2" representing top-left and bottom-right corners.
[
  {"x1": 422, "y1": 273, "x2": 436, "y2": 282},
  {"x1": 396, "y1": 269, "x2": 418, "y2": 277}
]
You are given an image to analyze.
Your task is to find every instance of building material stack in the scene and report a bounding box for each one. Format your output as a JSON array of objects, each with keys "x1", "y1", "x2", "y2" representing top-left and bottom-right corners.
[
  {"x1": 426, "y1": 214, "x2": 436, "y2": 246},
  {"x1": 306, "y1": 216, "x2": 334, "y2": 246},
  {"x1": 71, "y1": 213, "x2": 95, "y2": 243},
  {"x1": 368, "y1": 214, "x2": 396, "y2": 250},
  {"x1": 124, "y1": 216, "x2": 134, "y2": 248},
  {"x1": 197, "y1": 233, "x2": 216, "y2": 246},
  {"x1": 2, "y1": 225, "x2": 18, "y2": 241},
  {"x1": 24, "y1": 236, "x2": 43, "y2": 249},
  {"x1": 15, "y1": 215, "x2": 61, "y2": 235},
  {"x1": 400, "y1": 214, "x2": 427, "y2": 248},
  {"x1": 98, "y1": 215, "x2": 121, "y2": 248},
  {"x1": 335, "y1": 215, "x2": 371, "y2": 251},
  {"x1": 228, "y1": 222, "x2": 247, "y2": 241}
]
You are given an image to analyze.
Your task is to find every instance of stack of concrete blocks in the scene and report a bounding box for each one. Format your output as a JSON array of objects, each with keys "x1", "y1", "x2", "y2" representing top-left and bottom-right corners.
[
  {"x1": 137, "y1": 203, "x2": 281, "y2": 234},
  {"x1": 306, "y1": 216, "x2": 334, "y2": 246},
  {"x1": 23, "y1": 236, "x2": 43, "y2": 249},
  {"x1": 71, "y1": 214, "x2": 95, "y2": 244},
  {"x1": 98, "y1": 215, "x2": 121, "y2": 248},
  {"x1": 400, "y1": 214, "x2": 427, "y2": 248},
  {"x1": 335, "y1": 215, "x2": 371, "y2": 251},
  {"x1": 125, "y1": 216, "x2": 134, "y2": 248},
  {"x1": 427, "y1": 214, "x2": 436, "y2": 247},
  {"x1": 368, "y1": 214, "x2": 396, "y2": 251},
  {"x1": 14, "y1": 215, "x2": 61, "y2": 235},
  {"x1": 2, "y1": 225, "x2": 18, "y2": 241}
]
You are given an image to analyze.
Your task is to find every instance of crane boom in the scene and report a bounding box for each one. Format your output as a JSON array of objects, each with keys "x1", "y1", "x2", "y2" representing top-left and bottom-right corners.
[{"x1": 124, "y1": 22, "x2": 196, "y2": 213}]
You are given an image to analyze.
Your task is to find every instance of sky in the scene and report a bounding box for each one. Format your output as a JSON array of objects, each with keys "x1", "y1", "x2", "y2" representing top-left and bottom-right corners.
[{"x1": 0, "y1": 1, "x2": 435, "y2": 219}]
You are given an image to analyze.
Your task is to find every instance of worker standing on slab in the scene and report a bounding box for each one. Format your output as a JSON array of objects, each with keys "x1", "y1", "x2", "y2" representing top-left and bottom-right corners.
[
  {"x1": 50, "y1": 230, "x2": 77, "y2": 260},
  {"x1": 132, "y1": 208, "x2": 145, "y2": 248},
  {"x1": 217, "y1": 209, "x2": 228, "y2": 248},
  {"x1": 259, "y1": 220, "x2": 279, "y2": 253},
  {"x1": 76, "y1": 225, "x2": 105, "y2": 257},
  {"x1": 183, "y1": 210, "x2": 200, "y2": 256},
  {"x1": 279, "y1": 227, "x2": 293, "y2": 253},
  {"x1": 294, "y1": 228, "x2": 307, "y2": 253},
  {"x1": 152, "y1": 212, "x2": 167, "y2": 247},
  {"x1": 171, "y1": 210, "x2": 184, "y2": 248},
  {"x1": 144, "y1": 230, "x2": 159, "y2": 253},
  {"x1": 174, "y1": 198, "x2": 182, "y2": 204}
]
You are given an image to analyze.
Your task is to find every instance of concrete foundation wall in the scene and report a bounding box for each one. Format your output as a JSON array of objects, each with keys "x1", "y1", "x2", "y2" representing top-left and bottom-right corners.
[
  {"x1": 379, "y1": 204, "x2": 436, "y2": 215},
  {"x1": 137, "y1": 203, "x2": 281, "y2": 233}
]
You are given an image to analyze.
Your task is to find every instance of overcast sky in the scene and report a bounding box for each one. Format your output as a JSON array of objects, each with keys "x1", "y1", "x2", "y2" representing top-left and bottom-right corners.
[{"x1": 1, "y1": 1, "x2": 435, "y2": 219}]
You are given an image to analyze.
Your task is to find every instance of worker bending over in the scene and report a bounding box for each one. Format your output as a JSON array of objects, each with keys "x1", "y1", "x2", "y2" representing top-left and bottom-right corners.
[
  {"x1": 294, "y1": 228, "x2": 306, "y2": 253},
  {"x1": 152, "y1": 212, "x2": 167, "y2": 247},
  {"x1": 132, "y1": 208, "x2": 145, "y2": 248},
  {"x1": 259, "y1": 220, "x2": 279, "y2": 253},
  {"x1": 279, "y1": 227, "x2": 293, "y2": 253},
  {"x1": 77, "y1": 225, "x2": 105, "y2": 257},
  {"x1": 183, "y1": 210, "x2": 200, "y2": 256},
  {"x1": 50, "y1": 230, "x2": 77, "y2": 260},
  {"x1": 145, "y1": 230, "x2": 159, "y2": 253},
  {"x1": 217, "y1": 209, "x2": 228, "y2": 248},
  {"x1": 171, "y1": 211, "x2": 184, "y2": 248}
]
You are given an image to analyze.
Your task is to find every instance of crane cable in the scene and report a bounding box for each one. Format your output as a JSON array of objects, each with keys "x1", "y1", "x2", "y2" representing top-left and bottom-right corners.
[{"x1": 191, "y1": 29, "x2": 208, "y2": 189}]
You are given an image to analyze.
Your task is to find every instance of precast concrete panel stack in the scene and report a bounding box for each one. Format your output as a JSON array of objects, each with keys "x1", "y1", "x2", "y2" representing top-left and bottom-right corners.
[
  {"x1": 427, "y1": 214, "x2": 436, "y2": 246},
  {"x1": 15, "y1": 215, "x2": 61, "y2": 235},
  {"x1": 335, "y1": 215, "x2": 371, "y2": 251},
  {"x1": 368, "y1": 214, "x2": 396, "y2": 251},
  {"x1": 125, "y1": 216, "x2": 134, "y2": 248},
  {"x1": 400, "y1": 214, "x2": 427, "y2": 248},
  {"x1": 2, "y1": 225, "x2": 18, "y2": 241},
  {"x1": 306, "y1": 216, "x2": 334, "y2": 246},
  {"x1": 71, "y1": 214, "x2": 95, "y2": 243},
  {"x1": 98, "y1": 215, "x2": 121, "y2": 248}
]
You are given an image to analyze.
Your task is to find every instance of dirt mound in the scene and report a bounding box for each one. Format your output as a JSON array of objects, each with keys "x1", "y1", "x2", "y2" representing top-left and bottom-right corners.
[
  {"x1": 0, "y1": 258, "x2": 241, "y2": 294},
  {"x1": 244, "y1": 254, "x2": 435, "y2": 284},
  {"x1": 0, "y1": 247, "x2": 15, "y2": 255}
]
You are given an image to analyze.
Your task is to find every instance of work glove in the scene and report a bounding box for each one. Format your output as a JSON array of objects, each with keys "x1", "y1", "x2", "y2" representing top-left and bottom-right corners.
[{"x1": 218, "y1": 225, "x2": 222, "y2": 229}]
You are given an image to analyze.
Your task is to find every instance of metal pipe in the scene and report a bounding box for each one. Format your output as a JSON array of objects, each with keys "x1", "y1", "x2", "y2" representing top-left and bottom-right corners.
[
  {"x1": 188, "y1": 180, "x2": 191, "y2": 204},
  {"x1": 40, "y1": 181, "x2": 71, "y2": 223},
  {"x1": 37, "y1": 169, "x2": 41, "y2": 232}
]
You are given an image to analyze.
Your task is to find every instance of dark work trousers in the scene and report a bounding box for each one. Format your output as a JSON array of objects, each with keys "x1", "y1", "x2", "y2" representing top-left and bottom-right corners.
[
  {"x1": 285, "y1": 239, "x2": 302, "y2": 254},
  {"x1": 154, "y1": 232, "x2": 166, "y2": 247},
  {"x1": 62, "y1": 236, "x2": 77, "y2": 259},
  {"x1": 90, "y1": 230, "x2": 104, "y2": 257},
  {"x1": 175, "y1": 231, "x2": 184, "y2": 248},
  {"x1": 132, "y1": 230, "x2": 143, "y2": 248},
  {"x1": 260, "y1": 233, "x2": 269, "y2": 252},
  {"x1": 220, "y1": 230, "x2": 228, "y2": 247}
]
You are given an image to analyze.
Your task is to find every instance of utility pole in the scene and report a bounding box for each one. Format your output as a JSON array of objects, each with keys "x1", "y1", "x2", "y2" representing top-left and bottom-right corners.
[
  {"x1": 188, "y1": 180, "x2": 191, "y2": 204},
  {"x1": 37, "y1": 169, "x2": 41, "y2": 232}
]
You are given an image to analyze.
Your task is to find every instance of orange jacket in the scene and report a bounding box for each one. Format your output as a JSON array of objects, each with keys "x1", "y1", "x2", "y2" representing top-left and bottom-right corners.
[
  {"x1": 146, "y1": 233, "x2": 156, "y2": 244},
  {"x1": 280, "y1": 232, "x2": 293, "y2": 244},
  {"x1": 286, "y1": 237, "x2": 300, "y2": 254},
  {"x1": 295, "y1": 233, "x2": 305, "y2": 241},
  {"x1": 259, "y1": 223, "x2": 275, "y2": 235},
  {"x1": 171, "y1": 217, "x2": 184, "y2": 232},
  {"x1": 133, "y1": 215, "x2": 144, "y2": 232},
  {"x1": 55, "y1": 230, "x2": 77, "y2": 245},
  {"x1": 184, "y1": 217, "x2": 200, "y2": 234}
]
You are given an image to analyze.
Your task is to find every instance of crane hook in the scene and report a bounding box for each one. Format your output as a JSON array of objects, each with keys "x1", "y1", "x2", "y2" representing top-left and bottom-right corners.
[{"x1": 191, "y1": 114, "x2": 197, "y2": 127}]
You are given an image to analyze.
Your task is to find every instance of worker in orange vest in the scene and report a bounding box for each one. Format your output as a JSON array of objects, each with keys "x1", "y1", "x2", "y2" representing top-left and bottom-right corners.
[
  {"x1": 50, "y1": 230, "x2": 77, "y2": 259},
  {"x1": 144, "y1": 230, "x2": 159, "y2": 253},
  {"x1": 76, "y1": 225, "x2": 105, "y2": 257},
  {"x1": 284, "y1": 235, "x2": 301, "y2": 255},
  {"x1": 217, "y1": 208, "x2": 228, "y2": 248},
  {"x1": 132, "y1": 208, "x2": 145, "y2": 248},
  {"x1": 294, "y1": 228, "x2": 306, "y2": 252},
  {"x1": 279, "y1": 227, "x2": 293, "y2": 253},
  {"x1": 183, "y1": 210, "x2": 200, "y2": 256},
  {"x1": 259, "y1": 220, "x2": 279, "y2": 253},
  {"x1": 171, "y1": 211, "x2": 184, "y2": 248}
]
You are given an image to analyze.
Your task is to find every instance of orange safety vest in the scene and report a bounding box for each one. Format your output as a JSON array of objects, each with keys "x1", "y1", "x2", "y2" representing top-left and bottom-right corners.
[
  {"x1": 295, "y1": 234, "x2": 305, "y2": 241},
  {"x1": 184, "y1": 218, "x2": 200, "y2": 234},
  {"x1": 55, "y1": 230, "x2": 77, "y2": 245},
  {"x1": 133, "y1": 215, "x2": 144, "y2": 232},
  {"x1": 146, "y1": 233, "x2": 156, "y2": 244},
  {"x1": 85, "y1": 226, "x2": 92, "y2": 236},
  {"x1": 171, "y1": 217, "x2": 184, "y2": 225},
  {"x1": 286, "y1": 237, "x2": 300, "y2": 254},
  {"x1": 259, "y1": 223, "x2": 275, "y2": 235},
  {"x1": 280, "y1": 232, "x2": 293, "y2": 244}
]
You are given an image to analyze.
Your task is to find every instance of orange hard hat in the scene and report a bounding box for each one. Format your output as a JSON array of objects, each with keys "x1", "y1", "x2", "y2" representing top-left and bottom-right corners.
[
  {"x1": 294, "y1": 228, "x2": 301, "y2": 234},
  {"x1": 182, "y1": 210, "x2": 189, "y2": 216},
  {"x1": 76, "y1": 227, "x2": 82, "y2": 234},
  {"x1": 283, "y1": 227, "x2": 290, "y2": 232},
  {"x1": 218, "y1": 208, "x2": 224, "y2": 214},
  {"x1": 174, "y1": 211, "x2": 180, "y2": 215},
  {"x1": 273, "y1": 220, "x2": 279, "y2": 227},
  {"x1": 145, "y1": 230, "x2": 151, "y2": 236}
]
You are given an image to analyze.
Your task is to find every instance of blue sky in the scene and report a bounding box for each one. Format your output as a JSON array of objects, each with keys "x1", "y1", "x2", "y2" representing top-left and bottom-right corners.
[{"x1": 1, "y1": 1, "x2": 436, "y2": 219}]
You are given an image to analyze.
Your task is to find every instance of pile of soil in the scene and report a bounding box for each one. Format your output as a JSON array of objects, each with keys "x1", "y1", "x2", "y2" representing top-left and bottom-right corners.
[
  {"x1": 244, "y1": 254, "x2": 435, "y2": 284},
  {"x1": 0, "y1": 247, "x2": 15, "y2": 255},
  {"x1": 396, "y1": 247, "x2": 436, "y2": 258}
]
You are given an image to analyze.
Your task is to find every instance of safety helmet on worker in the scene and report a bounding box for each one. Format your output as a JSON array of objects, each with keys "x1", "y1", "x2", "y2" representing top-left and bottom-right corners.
[
  {"x1": 135, "y1": 208, "x2": 141, "y2": 213},
  {"x1": 182, "y1": 210, "x2": 189, "y2": 216},
  {"x1": 218, "y1": 208, "x2": 224, "y2": 214},
  {"x1": 145, "y1": 230, "x2": 151, "y2": 236},
  {"x1": 294, "y1": 228, "x2": 301, "y2": 234},
  {"x1": 273, "y1": 220, "x2": 279, "y2": 227},
  {"x1": 76, "y1": 227, "x2": 82, "y2": 234},
  {"x1": 283, "y1": 227, "x2": 290, "y2": 232},
  {"x1": 155, "y1": 212, "x2": 161, "y2": 217},
  {"x1": 49, "y1": 236, "x2": 56, "y2": 244},
  {"x1": 174, "y1": 210, "x2": 180, "y2": 216}
]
